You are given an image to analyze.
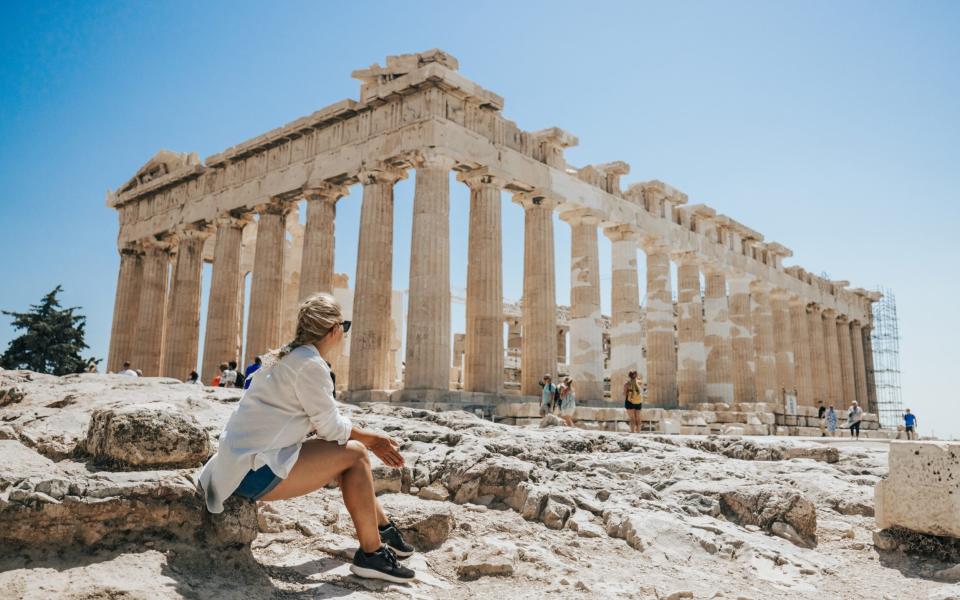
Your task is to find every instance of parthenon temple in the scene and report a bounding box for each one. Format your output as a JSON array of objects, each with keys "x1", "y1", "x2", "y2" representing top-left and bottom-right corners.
[{"x1": 106, "y1": 49, "x2": 882, "y2": 433}]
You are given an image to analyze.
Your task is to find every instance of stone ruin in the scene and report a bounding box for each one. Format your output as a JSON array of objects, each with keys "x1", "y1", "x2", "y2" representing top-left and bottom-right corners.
[{"x1": 104, "y1": 49, "x2": 885, "y2": 436}]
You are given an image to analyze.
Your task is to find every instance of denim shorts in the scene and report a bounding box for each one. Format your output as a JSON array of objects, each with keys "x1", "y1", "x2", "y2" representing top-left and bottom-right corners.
[{"x1": 234, "y1": 464, "x2": 282, "y2": 500}]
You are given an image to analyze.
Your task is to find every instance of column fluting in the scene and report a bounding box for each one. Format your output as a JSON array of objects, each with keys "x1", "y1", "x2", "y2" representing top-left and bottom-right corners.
[
  {"x1": 750, "y1": 282, "x2": 778, "y2": 405},
  {"x1": 201, "y1": 214, "x2": 249, "y2": 383},
  {"x1": 837, "y1": 314, "x2": 857, "y2": 406},
  {"x1": 675, "y1": 253, "x2": 706, "y2": 407},
  {"x1": 606, "y1": 226, "x2": 643, "y2": 403},
  {"x1": 770, "y1": 290, "x2": 796, "y2": 409},
  {"x1": 404, "y1": 155, "x2": 453, "y2": 391},
  {"x1": 850, "y1": 320, "x2": 869, "y2": 411},
  {"x1": 161, "y1": 227, "x2": 210, "y2": 379},
  {"x1": 644, "y1": 242, "x2": 677, "y2": 408},
  {"x1": 703, "y1": 267, "x2": 735, "y2": 404},
  {"x1": 299, "y1": 184, "x2": 346, "y2": 300},
  {"x1": 460, "y1": 171, "x2": 504, "y2": 394},
  {"x1": 349, "y1": 169, "x2": 406, "y2": 392},
  {"x1": 788, "y1": 297, "x2": 814, "y2": 407},
  {"x1": 565, "y1": 211, "x2": 604, "y2": 403},
  {"x1": 245, "y1": 201, "x2": 290, "y2": 366},
  {"x1": 807, "y1": 304, "x2": 829, "y2": 406},
  {"x1": 107, "y1": 245, "x2": 144, "y2": 373},
  {"x1": 517, "y1": 194, "x2": 557, "y2": 397},
  {"x1": 822, "y1": 308, "x2": 843, "y2": 406},
  {"x1": 863, "y1": 324, "x2": 878, "y2": 411},
  {"x1": 132, "y1": 239, "x2": 173, "y2": 376}
]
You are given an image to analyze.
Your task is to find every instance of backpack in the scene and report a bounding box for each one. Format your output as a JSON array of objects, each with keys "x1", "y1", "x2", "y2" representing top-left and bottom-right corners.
[{"x1": 553, "y1": 386, "x2": 562, "y2": 410}]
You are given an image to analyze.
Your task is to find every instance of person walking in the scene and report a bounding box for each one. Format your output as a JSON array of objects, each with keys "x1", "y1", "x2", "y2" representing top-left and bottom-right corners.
[
  {"x1": 539, "y1": 374, "x2": 557, "y2": 418},
  {"x1": 624, "y1": 370, "x2": 644, "y2": 433},
  {"x1": 817, "y1": 401, "x2": 827, "y2": 437},
  {"x1": 826, "y1": 405, "x2": 838, "y2": 437},
  {"x1": 903, "y1": 408, "x2": 918, "y2": 440},
  {"x1": 243, "y1": 357, "x2": 262, "y2": 390},
  {"x1": 559, "y1": 377, "x2": 576, "y2": 427},
  {"x1": 198, "y1": 293, "x2": 416, "y2": 583},
  {"x1": 848, "y1": 401, "x2": 863, "y2": 440}
]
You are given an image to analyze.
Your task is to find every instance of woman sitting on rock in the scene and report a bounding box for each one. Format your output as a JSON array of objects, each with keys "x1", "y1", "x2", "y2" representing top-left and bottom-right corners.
[{"x1": 198, "y1": 293, "x2": 416, "y2": 583}]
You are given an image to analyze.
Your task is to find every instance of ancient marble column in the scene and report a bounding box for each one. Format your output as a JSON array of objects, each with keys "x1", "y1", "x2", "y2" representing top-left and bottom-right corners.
[
  {"x1": 281, "y1": 208, "x2": 304, "y2": 342},
  {"x1": 564, "y1": 210, "x2": 604, "y2": 403},
  {"x1": 517, "y1": 193, "x2": 557, "y2": 397},
  {"x1": 822, "y1": 308, "x2": 843, "y2": 406},
  {"x1": 807, "y1": 304, "x2": 829, "y2": 406},
  {"x1": 728, "y1": 275, "x2": 757, "y2": 403},
  {"x1": 863, "y1": 325, "x2": 878, "y2": 410},
  {"x1": 789, "y1": 297, "x2": 814, "y2": 407},
  {"x1": 703, "y1": 267, "x2": 734, "y2": 404},
  {"x1": 299, "y1": 184, "x2": 346, "y2": 300},
  {"x1": 161, "y1": 227, "x2": 210, "y2": 379},
  {"x1": 750, "y1": 282, "x2": 778, "y2": 405},
  {"x1": 836, "y1": 315, "x2": 857, "y2": 406},
  {"x1": 606, "y1": 226, "x2": 643, "y2": 403},
  {"x1": 644, "y1": 242, "x2": 677, "y2": 408},
  {"x1": 770, "y1": 290, "x2": 796, "y2": 407},
  {"x1": 201, "y1": 214, "x2": 249, "y2": 383},
  {"x1": 349, "y1": 169, "x2": 406, "y2": 391},
  {"x1": 675, "y1": 253, "x2": 706, "y2": 407},
  {"x1": 133, "y1": 239, "x2": 173, "y2": 376},
  {"x1": 107, "y1": 245, "x2": 143, "y2": 373},
  {"x1": 460, "y1": 171, "x2": 503, "y2": 394},
  {"x1": 404, "y1": 155, "x2": 453, "y2": 391},
  {"x1": 850, "y1": 320, "x2": 870, "y2": 411},
  {"x1": 245, "y1": 201, "x2": 289, "y2": 366}
]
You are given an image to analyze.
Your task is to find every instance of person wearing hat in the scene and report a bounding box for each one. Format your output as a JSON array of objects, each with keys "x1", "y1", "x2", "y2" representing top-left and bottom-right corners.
[{"x1": 539, "y1": 374, "x2": 557, "y2": 417}]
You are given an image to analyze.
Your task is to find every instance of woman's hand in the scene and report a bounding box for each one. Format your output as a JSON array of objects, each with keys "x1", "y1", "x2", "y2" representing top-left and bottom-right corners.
[{"x1": 356, "y1": 430, "x2": 405, "y2": 468}]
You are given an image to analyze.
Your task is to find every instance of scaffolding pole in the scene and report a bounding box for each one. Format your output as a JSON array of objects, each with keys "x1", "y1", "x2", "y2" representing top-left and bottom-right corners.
[{"x1": 871, "y1": 287, "x2": 903, "y2": 428}]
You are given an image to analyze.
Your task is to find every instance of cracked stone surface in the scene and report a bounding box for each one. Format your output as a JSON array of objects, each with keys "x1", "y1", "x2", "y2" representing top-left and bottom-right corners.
[{"x1": 0, "y1": 370, "x2": 953, "y2": 599}]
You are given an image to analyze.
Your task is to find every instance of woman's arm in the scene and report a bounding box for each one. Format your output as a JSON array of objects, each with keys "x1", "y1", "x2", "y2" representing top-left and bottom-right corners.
[{"x1": 294, "y1": 358, "x2": 353, "y2": 444}]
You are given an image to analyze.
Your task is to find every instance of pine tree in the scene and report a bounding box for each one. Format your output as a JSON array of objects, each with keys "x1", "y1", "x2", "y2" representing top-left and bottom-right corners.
[{"x1": 1, "y1": 286, "x2": 100, "y2": 375}]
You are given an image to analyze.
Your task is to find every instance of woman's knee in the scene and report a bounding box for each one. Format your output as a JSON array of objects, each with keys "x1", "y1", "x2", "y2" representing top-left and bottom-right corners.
[{"x1": 344, "y1": 440, "x2": 370, "y2": 465}]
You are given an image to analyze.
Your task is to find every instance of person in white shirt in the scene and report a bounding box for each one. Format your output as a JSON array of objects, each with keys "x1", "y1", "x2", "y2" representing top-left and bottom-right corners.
[
  {"x1": 118, "y1": 361, "x2": 138, "y2": 377},
  {"x1": 198, "y1": 293, "x2": 416, "y2": 583}
]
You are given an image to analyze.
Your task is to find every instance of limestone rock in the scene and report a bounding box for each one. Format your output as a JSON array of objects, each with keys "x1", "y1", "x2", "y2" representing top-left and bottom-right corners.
[
  {"x1": 0, "y1": 384, "x2": 25, "y2": 407},
  {"x1": 391, "y1": 507, "x2": 455, "y2": 550},
  {"x1": 540, "y1": 413, "x2": 564, "y2": 428},
  {"x1": 876, "y1": 441, "x2": 960, "y2": 538},
  {"x1": 456, "y1": 543, "x2": 516, "y2": 580},
  {"x1": 81, "y1": 403, "x2": 211, "y2": 469},
  {"x1": 720, "y1": 485, "x2": 817, "y2": 547}
]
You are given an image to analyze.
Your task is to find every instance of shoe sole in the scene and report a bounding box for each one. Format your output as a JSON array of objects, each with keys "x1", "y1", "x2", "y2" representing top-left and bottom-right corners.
[
  {"x1": 349, "y1": 564, "x2": 416, "y2": 583},
  {"x1": 386, "y1": 544, "x2": 415, "y2": 559}
]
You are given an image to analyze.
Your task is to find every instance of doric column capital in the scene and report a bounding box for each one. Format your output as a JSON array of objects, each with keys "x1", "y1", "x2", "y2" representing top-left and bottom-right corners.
[
  {"x1": 119, "y1": 242, "x2": 144, "y2": 257},
  {"x1": 749, "y1": 279, "x2": 774, "y2": 294},
  {"x1": 787, "y1": 295, "x2": 807, "y2": 308},
  {"x1": 512, "y1": 189, "x2": 560, "y2": 211},
  {"x1": 457, "y1": 168, "x2": 507, "y2": 189},
  {"x1": 411, "y1": 150, "x2": 456, "y2": 171},
  {"x1": 255, "y1": 198, "x2": 293, "y2": 216},
  {"x1": 770, "y1": 288, "x2": 793, "y2": 301},
  {"x1": 822, "y1": 307, "x2": 838, "y2": 319},
  {"x1": 358, "y1": 166, "x2": 407, "y2": 186},
  {"x1": 671, "y1": 250, "x2": 702, "y2": 266},
  {"x1": 141, "y1": 235, "x2": 176, "y2": 255},
  {"x1": 215, "y1": 211, "x2": 253, "y2": 230},
  {"x1": 639, "y1": 236, "x2": 670, "y2": 255},
  {"x1": 807, "y1": 302, "x2": 823, "y2": 315},
  {"x1": 176, "y1": 222, "x2": 214, "y2": 242},
  {"x1": 303, "y1": 182, "x2": 349, "y2": 203},
  {"x1": 602, "y1": 224, "x2": 639, "y2": 243},
  {"x1": 850, "y1": 319, "x2": 863, "y2": 328},
  {"x1": 559, "y1": 207, "x2": 601, "y2": 226},
  {"x1": 836, "y1": 313, "x2": 850, "y2": 325}
]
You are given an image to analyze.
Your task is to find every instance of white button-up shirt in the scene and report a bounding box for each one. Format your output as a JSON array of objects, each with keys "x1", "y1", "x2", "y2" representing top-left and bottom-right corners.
[{"x1": 198, "y1": 344, "x2": 352, "y2": 513}]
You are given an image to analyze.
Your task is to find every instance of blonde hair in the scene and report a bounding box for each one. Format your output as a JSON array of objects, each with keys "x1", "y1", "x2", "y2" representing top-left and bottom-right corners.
[{"x1": 261, "y1": 293, "x2": 342, "y2": 368}]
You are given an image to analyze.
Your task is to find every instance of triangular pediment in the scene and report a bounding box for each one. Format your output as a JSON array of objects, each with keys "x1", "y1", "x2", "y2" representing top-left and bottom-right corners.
[{"x1": 117, "y1": 150, "x2": 199, "y2": 196}]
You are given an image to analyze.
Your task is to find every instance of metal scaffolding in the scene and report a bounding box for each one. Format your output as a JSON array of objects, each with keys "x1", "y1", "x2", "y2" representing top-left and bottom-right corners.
[{"x1": 871, "y1": 287, "x2": 903, "y2": 428}]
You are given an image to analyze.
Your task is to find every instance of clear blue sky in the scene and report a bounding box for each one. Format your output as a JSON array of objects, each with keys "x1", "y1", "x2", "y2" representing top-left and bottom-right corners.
[{"x1": 2, "y1": 2, "x2": 957, "y2": 435}]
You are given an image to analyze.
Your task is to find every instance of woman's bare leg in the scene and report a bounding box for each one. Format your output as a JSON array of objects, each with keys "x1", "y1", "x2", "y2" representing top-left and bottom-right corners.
[{"x1": 259, "y1": 440, "x2": 382, "y2": 552}]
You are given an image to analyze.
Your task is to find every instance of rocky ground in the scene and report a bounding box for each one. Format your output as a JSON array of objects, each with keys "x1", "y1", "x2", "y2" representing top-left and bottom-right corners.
[{"x1": 0, "y1": 370, "x2": 957, "y2": 600}]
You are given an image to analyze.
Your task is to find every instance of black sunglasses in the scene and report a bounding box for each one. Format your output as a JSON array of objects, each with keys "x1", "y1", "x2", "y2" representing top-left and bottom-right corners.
[{"x1": 341, "y1": 320, "x2": 351, "y2": 333}]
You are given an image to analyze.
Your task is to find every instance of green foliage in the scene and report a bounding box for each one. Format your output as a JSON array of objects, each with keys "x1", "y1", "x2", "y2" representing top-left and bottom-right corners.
[{"x1": 1, "y1": 286, "x2": 100, "y2": 375}]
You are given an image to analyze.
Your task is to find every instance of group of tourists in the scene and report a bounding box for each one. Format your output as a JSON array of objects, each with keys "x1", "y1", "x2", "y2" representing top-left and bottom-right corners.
[
  {"x1": 184, "y1": 357, "x2": 263, "y2": 389},
  {"x1": 537, "y1": 374, "x2": 577, "y2": 426}
]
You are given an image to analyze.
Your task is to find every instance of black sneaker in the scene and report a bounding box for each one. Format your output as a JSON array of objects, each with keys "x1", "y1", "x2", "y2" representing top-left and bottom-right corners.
[
  {"x1": 350, "y1": 546, "x2": 416, "y2": 583},
  {"x1": 379, "y1": 521, "x2": 415, "y2": 558}
]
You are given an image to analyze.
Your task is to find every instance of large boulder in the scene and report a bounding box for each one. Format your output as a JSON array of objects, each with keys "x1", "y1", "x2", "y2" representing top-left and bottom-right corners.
[
  {"x1": 720, "y1": 484, "x2": 817, "y2": 547},
  {"x1": 876, "y1": 441, "x2": 960, "y2": 538},
  {"x1": 81, "y1": 403, "x2": 211, "y2": 469}
]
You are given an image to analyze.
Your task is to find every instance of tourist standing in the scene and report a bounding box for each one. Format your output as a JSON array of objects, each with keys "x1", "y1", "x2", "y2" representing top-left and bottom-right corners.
[
  {"x1": 221, "y1": 361, "x2": 238, "y2": 388},
  {"x1": 848, "y1": 401, "x2": 863, "y2": 440},
  {"x1": 624, "y1": 370, "x2": 643, "y2": 433},
  {"x1": 539, "y1": 374, "x2": 557, "y2": 417},
  {"x1": 826, "y1": 405, "x2": 838, "y2": 437},
  {"x1": 243, "y1": 357, "x2": 262, "y2": 390},
  {"x1": 559, "y1": 377, "x2": 576, "y2": 427},
  {"x1": 817, "y1": 401, "x2": 827, "y2": 437},
  {"x1": 903, "y1": 408, "x2": 918, "y2": 440},
  {"x1": 118, "y1": 361, "x2": 138, "y2": 377}
]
